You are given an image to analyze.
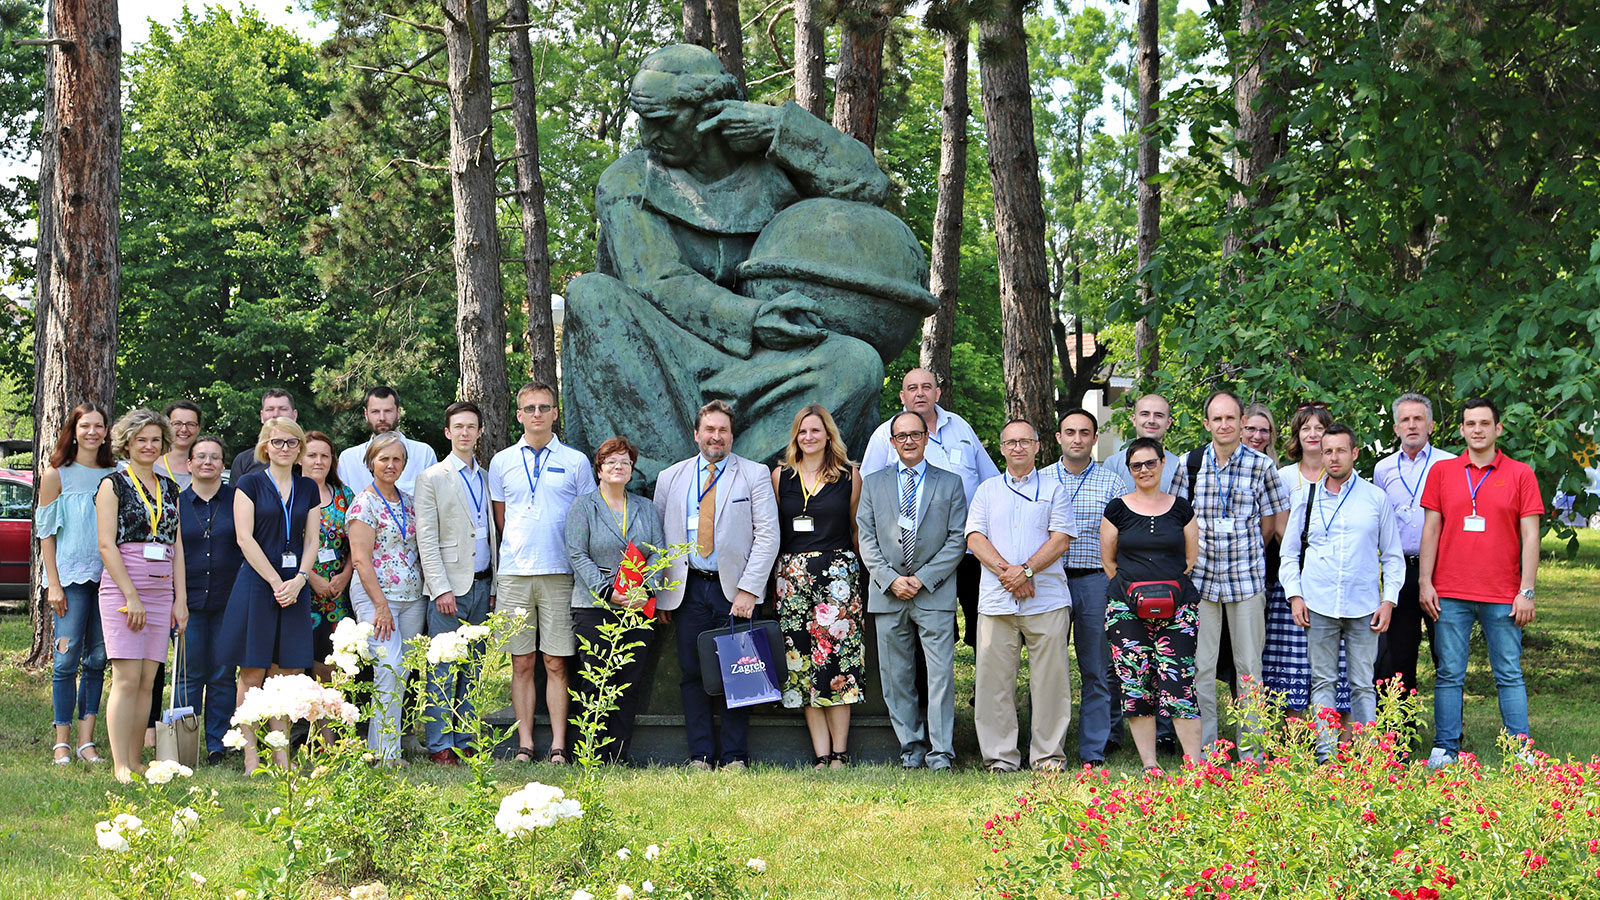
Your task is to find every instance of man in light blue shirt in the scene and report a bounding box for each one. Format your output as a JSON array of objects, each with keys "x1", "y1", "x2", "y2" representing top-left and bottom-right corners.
[{"x1": 1280, "y1": 423, "x2": 1403, "y2": 759}]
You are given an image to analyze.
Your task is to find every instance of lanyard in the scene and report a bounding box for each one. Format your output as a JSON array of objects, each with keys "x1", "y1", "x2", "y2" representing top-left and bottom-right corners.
[
  {"x1": 898, "y1": 464, "x2": 926, "y2": 514},
  {"x1": 520, "y1": 445, "x2": 549, "y2": 501},
  {"x1": 1317, "y1": 480, "x2": 1355, "y2": 536},
  {"x1": 695, "y1": 459, "x2": 726, "y2": 504},
  {"x1": 797, "y1": 469, "x2": 825, "y2": 511},
  {"x1": 128, "y1": 472, "x2": 164, "y2": 539},
  {"x1": 378, "y1": 489, "x2": 409, "y2": 541},
  {"x1": 1053, "y1": 461, "x2": 1096, "y2": 508},
  {"x1": 1206, "y1": 445, "x2": 1242, "y2": 513},
  {"x1": 1464, "y1": 464, "x2": 1494, "y2": 514},
  {"x1": 276, "y1": 477, "x2": 296, "y2": 551},
  {"x1": 610, "y1": 496, "x2": 629, "y2": 536},
  {"x1": 1396, "y1": 446, "x2": 1431, "y2": 502},
  {"x1": 458, "y1": 464, "x2": 486, "y2": 518},
  {"x1": 1005, "y1": 471, "x2": 1040, "y2": 504}
]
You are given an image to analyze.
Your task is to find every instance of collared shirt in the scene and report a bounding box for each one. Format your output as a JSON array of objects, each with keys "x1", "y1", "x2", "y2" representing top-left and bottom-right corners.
[
  {"x1": 1279, "y1": 473, "x2": 1404, "y2": 619},
  {"x1": 964, "y1": 468, "x2": 1078, "y2": 615},
  {"x1": 1420, "y1": 449, "x2": 1544, "y2": 605},
  {"x1": 686, "y1": 455, "x2": 729, "y2": 572},
  {"x1": 1188, "y1": 443, "x2": 1291, "y2": 603},
  {"x1": 1039, "y1": 459, "x2": 1124, "y2": 569},
  {"x1": 895, "y1": 459, "x2": 929, "y2": 531},
  {"x1": 179, "y1": 483, "x2": 242, "y2": 613},
  {"x1": 446, "y1": 453, "x2": 492, "y2": 570},
  {"x1": 338, "y1": 431, "x2": 440, "y2": 497},
  {"x1": 487, "y1": 434, "x2": 595, "y2": 576},
  {"x1": 862, "y1": 405, "x2": 1000, "y2": 506},
  {"x1": 1373, "y1": 443, "x2": 1456, "y2": 555},
  {"x1": 1104, "y1": 442, "x2": 1186, "y2": 498}
]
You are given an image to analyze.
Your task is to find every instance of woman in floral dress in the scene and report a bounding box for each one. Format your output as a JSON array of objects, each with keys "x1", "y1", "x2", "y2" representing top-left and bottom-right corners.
[
  {"x1": 770, "y1": 404, "x2": 865, "y2": 769},
  {"x1": 302, "y1": 431, "x2": 354, "y2": 682}
]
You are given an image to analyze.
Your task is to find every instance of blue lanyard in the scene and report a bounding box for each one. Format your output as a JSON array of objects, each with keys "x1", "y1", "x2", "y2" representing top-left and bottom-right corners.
[
  {"x1": 1053, "y1": 461, "x2": 1096, "y2": 508},
  {"x1": 458, "y1": 465, "x2": 485, "y2": 516},
  {"x1": 694, "y1": 458, "x2": 726, "y2": 505},
  {"x1": 377, "y1": 489, "x2": 409, "y2": 540},
  {"x1": 520, "y1": 445, "x2": 548, "y2": 501},
  {"x1": 898, "y1": 465, "x2": 926, "y2": 515},
  {"x1": 1464, "y1": 464, "x2": 1494, "y2": 514},
  {"x1": 1206, "y1": 445, "x2": 1241, "y2": 513},
  {"x1": 278, "y1": 478, "x2": 295, "y2": 552},
  {"x1": 1395, "y1": 446, "x2": 1431, "y2": 502},
  {"x1": 1005, "y1": 471, "x2": 1040, "y2": 504},
  {"x1": 1317, "y1": 480, "x2": 1355, "y2": 536}
]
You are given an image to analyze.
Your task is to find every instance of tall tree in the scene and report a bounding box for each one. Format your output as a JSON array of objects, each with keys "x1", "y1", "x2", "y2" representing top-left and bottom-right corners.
[
  {"x1": 793, "y1": 0, "x2": 827, "y2": 118},
  {"x1": 709, "y1": 0, "x2": 745, "y2": 91},
  {"x1": 976, "y1": 0, "x2": 1054, "y2": 430},
  {"x1": 1220, "y1": 0, "x2": 1284, "y2": 262},
  {"x1": 683, "y1": 0, "x2": 711, "y2": 48},
  {"x1": 1132, "y1": 0, "x2": 1160, "y2": 377},
  {"x1": 506, "y1": 0, "x2": 556, "y2": 390},
  {"x1": 28, "y1": 0, "x2": 120, "y2": 667},
  {"x1": 918, "y1": 12, "x2": 969, "y2": 389},
  {"x1": 832, "y1": 0, "x2": 896, "y2": 148}
]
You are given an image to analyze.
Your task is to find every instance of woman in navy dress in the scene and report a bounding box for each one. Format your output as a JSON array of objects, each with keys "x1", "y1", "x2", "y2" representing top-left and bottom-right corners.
[{"x1": 222, "y1": 417, "x2": 322, "y2": 773}]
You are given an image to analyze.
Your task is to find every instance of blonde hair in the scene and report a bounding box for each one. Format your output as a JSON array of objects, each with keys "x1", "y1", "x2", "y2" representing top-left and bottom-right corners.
[
  {"x1": 364, "y1": 431, "x2": 409, "y2": 472},
  {"x1": 781, "y1": 404, "x2": 851, "y2": 483},
  {"x1": 254, "y1": 416, "x2": 307, "y2": 464},
  {"x1": 110, "y1": 408, "x2": 173, "y2": 459}
]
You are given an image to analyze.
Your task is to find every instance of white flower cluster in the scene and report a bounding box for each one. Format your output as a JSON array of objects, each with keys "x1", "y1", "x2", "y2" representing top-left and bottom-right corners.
[
  {"x1": 493, "y1": 782, "x2": 583, "y2": 838},
  {"x1": 170, "y1": 806, "x2": 200, "y2": 837},
  {"x1": 94, "y1": 813, "x2": 146, "y2": 853},
  {"x1": 144, "y1": 759, "x2": 194, "y2": 784},
  {"x1": 425, "y1": 623, "x2": 493, "y2": 666},
  {"x1": 326, "y1": 618, "x2": 377, "y2": 675},
  {"x1": 347, "y1": 882, "x2": 389, "y2": 900},
  {"x1": 231, "y1": 673, "x2": 359, "y2": 728}
]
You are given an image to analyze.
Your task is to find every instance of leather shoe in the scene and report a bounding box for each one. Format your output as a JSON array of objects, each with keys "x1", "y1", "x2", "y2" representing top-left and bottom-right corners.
[{"x1": 428, "y1": 749, "x2": 460, "y2": 767}]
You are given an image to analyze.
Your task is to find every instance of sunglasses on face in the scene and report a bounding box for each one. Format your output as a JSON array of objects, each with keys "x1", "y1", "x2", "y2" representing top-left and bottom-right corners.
[
  {"x1": 521, "y1": 404, "x2": 556, "y2": 415},
  {"x1": 1128, "y1": 458, "x2": 1161, "y2": 472},
  {"x1": 1297, "y1": 401, "x2": 1329, "y2": 411}
]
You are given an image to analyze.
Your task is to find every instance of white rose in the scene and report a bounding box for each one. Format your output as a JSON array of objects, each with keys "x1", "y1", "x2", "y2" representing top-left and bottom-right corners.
[
  {"x1": 616, "y1": 886, "x2": 635, "y2": 900},
  {"x1": 189, "y1": 872, "x2": 207, "y2": 887},
  {"x1": 616, "y1": 847, "x2": 631, "y2": 860},
  {"x1": 94, "y1": 821, "x2": 130, "y2": 853},
  {"x1": 746, "y1": 858, "x2": 767, "y2": 873},
  {"x1": 171, "y1": 807, "x2": 200, "y2": 837},
  {"x1": 264, "y1": 730, "x2": 290, "y2": 749},
  {"x1": 642, "y1": 881, "x2": 654, "y2": 894},
  {"x1": 572, "y1": 891, "x2": 595, "y2": 900},
  {"x1": 222, "y1": 728, "x2": 247, "y2": 750},
  {"x1": 145, "y1": 759, "x2": 181, "y2": 784},
  {"x1": 643, "y1": 844, "x2": 661, "y2": 860}
]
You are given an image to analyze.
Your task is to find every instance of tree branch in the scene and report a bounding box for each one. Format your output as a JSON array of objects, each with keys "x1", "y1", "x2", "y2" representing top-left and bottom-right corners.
[
  {"x1": 353, "y1": 65, "x2": 447, "y2": 89},
  {"x1": 383, "y1": 157, "x2": 450, "y2": 172},
  {"x1": 15, "y1": 38, "x2": 74, "y2": 48},
  {"x1": 380, "y1": 12, "x2": 444, "y2": 34}
]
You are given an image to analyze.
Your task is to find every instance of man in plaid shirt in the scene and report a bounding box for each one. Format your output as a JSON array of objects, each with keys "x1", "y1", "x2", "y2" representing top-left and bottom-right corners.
[{"x1": 1187, "y1": 390, "x2": 1291, "y2": 750}]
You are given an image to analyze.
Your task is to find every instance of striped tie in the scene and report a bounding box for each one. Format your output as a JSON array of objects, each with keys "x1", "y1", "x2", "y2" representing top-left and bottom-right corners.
[{"x1": 900, "y1": 469, "x2": 917, "y2": 568}]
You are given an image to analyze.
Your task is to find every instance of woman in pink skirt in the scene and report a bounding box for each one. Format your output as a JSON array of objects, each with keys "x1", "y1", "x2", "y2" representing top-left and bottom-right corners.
[{"x1": 96, "y1": 408, "x2": 188, "y2": 783}]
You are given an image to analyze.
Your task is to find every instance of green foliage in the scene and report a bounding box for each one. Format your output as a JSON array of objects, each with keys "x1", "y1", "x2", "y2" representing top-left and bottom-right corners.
[{"x1": 0, "y1": 0, "x2": 42, "y2": 313}]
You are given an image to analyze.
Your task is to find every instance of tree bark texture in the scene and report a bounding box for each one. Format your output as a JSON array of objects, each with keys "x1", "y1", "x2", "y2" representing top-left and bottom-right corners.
[
  {"x1": 444, "y1": 0, "x2": 511, "y2": 454},
  {"x1": 506, "y1": 0, "x2": 557, "y2": 395},
  {"x1": 977, "y1": 1, "x2": 1055, "y2": 432},
  {"x1": 683, "y1": 0, "x2": 712, "y2": 48},
  {"x1": 28, "y1": 0, "x2": 121, "y2": 668},
  {"x1": 1133, "y1": 0, "x2": 1161, "y2": 377},
  {"x1": 831, "y1": 0, "x2": 890, "y2": 150},
  {"x1": 709, "y1": 0, "x2": 746, "y2": 94},
  {"x1": 793, "y1": 0, "x2": 827, "y2": 119},
  {"x1": 919, "y1": 28, "x2": 969, "y2": 391},
  {"x1": 1221, "y1": 0, "x2": 1285, "y2": 262}
]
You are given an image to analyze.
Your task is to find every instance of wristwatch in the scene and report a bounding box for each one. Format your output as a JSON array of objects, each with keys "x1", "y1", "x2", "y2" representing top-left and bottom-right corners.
[
  {"x1": 1022, "y1": 565, "x2": 1034, "y2": 580},
  {"x1": 1518, "y1": 588, "x2": 1535, "y2": 601}
]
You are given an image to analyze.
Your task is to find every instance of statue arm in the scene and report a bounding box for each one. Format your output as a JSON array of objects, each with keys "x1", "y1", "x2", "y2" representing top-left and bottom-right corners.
[{"x1": 766, "y1": 102, "x2": 890, "y2": 205}]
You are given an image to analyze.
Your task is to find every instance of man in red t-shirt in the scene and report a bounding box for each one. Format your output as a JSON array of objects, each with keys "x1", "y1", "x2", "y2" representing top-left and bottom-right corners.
[{"x1": 1418, "y1": 397, "x2": 1544, "y2": 769}]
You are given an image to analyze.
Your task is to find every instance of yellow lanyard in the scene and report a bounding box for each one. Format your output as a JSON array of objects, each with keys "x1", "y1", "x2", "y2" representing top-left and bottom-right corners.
[
  {"x1": 128, "y1": 471, "x2": 164, "y2": 538},
  {"x1": 610, "y1": 497, "x2": 628, "y2": 536},
  {"x1": 798, "y1": 469, "x2": 823, "y2": 512}
]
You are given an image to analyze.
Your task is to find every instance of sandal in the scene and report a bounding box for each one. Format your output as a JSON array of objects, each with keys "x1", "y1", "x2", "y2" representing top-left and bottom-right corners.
[
  {"x1": 548, "y1": 747, "x2": 570, "y2": 766},
  {"x1": 52, "y1": 742, "x2": 72, "y2": 766},
  {"x1": 77, "y1": 742, "x2": 105, "y2": 763},
  {"x1": 829, "y1": 750, "x2": 850, "y2": 769},
  {"x1": 813, "y1": 754, "x2": 830, "y2": 771},
  {"x1": 513, "y1": 746, "x2": 536, "y2": 763}
]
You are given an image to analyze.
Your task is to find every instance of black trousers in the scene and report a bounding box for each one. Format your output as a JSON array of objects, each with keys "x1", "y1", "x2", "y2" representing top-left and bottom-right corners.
[
  {"x1": 1374, "y1": 556, "x2": 1436, "y2": 696},
  {"x1": 957, "y1": 554, "x2": 982, "y2": 648},
  {"x1": 572, "y1": 606, "x2": 655, "y2": 764}
]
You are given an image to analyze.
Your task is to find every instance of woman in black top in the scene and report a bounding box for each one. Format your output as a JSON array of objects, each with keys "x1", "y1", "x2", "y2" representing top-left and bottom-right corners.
[
  {"x1": 770, "y1": 404, "x2": 864, "y2": 769},
  {"x1": 1100, "y1": 437, "x2": 1201, "y2": 771}
]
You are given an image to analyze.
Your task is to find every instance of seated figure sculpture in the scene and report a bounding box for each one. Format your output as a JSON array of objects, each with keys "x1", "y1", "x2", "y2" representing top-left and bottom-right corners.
[{"x1": 562, "y1": 44, "x2": 938, "y2": 484}]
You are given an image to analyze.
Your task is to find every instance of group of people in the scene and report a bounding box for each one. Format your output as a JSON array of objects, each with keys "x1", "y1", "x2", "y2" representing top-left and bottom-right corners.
[{"x1": 37, "y1": 371, "x2": 1543, "y2": 778}]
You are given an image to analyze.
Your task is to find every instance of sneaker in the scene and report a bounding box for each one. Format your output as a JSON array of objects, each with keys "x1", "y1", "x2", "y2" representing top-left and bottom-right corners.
[
  {"x1": 720, "y1": 759, "x2": 748, "y2": 772},
  {"x1": 1426, "y1": 747, "x2": 1456, "y2": 770},
  {"x1": 686, "y1": 759, "x2": 713, "y2": 772}
]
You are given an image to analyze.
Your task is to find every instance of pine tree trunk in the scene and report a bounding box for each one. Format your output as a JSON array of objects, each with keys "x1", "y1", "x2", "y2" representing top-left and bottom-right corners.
[
  {"x1": 1133, "y1": 0, "x2": 1161, "y2": 377},
  {"x1": 977, "y1": 1, "x2": 1054, "y2": 431},
  {"x1": 683, "y1": 0, "x2": 712, "y2": 48},
  {"x1": 832, "y1": 0, "x2": 888, "y2": 149},
  {"x1": 793, "y1": 0, "x2": 827, "y2": 119},
  {"x1": 506, "y1": 0, "x2": 556, "y2": 399},
  {"x1": 444, "y1": 0, "x2": 511, "y2": 454},
  {"x1": 709, "y1": 0, "x2": 745, "y2": 93},
  {"x1": 28, "y1": 0, "x2": 121, "y2": 668},
  {"x1": 1221, "y1": 0, "x2": 1284, "y2": 262},
  {"x1": 919, "y1": 28, "x2": 968, "y2": 391}
]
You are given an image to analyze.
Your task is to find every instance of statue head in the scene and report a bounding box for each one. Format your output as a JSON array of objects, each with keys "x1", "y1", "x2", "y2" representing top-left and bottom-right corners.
[{"x1": 629, "y1": 44, "x2": 741, "y2": 167}]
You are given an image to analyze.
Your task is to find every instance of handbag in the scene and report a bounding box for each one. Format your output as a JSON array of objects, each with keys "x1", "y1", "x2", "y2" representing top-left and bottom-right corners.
[
  {"x1": 697, "y1": 617, "x2": 783, "y2": 708},
  {"x1": 154, "y1": 634, "x2": 202, "y2": 769},
  {"x1": 1126, "y1": 580, "x2": 1181, "y2": 620},
  {"x1": 611, "y1": 541, "x2": 656, "y2": 618}
]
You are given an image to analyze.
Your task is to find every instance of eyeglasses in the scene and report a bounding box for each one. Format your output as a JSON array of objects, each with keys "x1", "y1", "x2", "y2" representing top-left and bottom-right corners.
[
  {"x1": 1242, "y1": 425, "x2": 1273, "y2": 436},
  {"x1": 521, "y1": 404, "x2": 556, "y2": 415},
  {"x1": 1000, "y1": 438, "x2": 1037, "y2": 448},
  {"x1": 600, "y1": 458, "x2": 633, "y2": 470},
  {"x1": 269, "y1": 438, "x2": 301, "y2": 450},
  {"x1": 1297, "y1": 401, "x2": 1329, "y2": 411},
  {"x1": 890, "y1": 431, "x2": 927, "y2": 442},
  {"x1": 1128, "y1": 458, "x2": 1161, "y2": 472}
]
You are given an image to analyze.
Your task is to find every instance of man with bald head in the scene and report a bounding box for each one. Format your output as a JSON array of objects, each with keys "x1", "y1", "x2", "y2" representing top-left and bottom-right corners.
[
  {"x1": 1105, "y1": 393, "x2": 1185, "y2": 497},
  {"x1": 862, "y1": 367, "x2": 1001, "y2": 646}
]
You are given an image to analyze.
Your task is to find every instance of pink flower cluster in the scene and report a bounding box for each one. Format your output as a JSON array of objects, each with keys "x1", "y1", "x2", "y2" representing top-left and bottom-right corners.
[{"x1": 231, "y1": 673, "x2": 359, "y2": 727}]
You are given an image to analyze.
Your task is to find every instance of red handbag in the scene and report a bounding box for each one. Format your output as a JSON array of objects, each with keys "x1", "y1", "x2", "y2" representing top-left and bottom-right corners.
[
  {"x1": 612, "y1": 541, "x2": 656, "y2": 618},
  {"x1": 1127, "y1": 580, "x2": 1181, "y2": 619}
]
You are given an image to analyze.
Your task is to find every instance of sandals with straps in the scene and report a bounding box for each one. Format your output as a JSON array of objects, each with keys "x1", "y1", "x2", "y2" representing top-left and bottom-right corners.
[
  {"x1": 513, "y1": 746, "x2": 536, "y2": 763},
  {"x1": 547, "y1": 746, "x2": 570, "y2": 766},
  {"x1": 76, "y1": 742, "x2": 105, "y2": 763},
  {"x1": 52, "y1": 742, "x2": 72, "y2": 766}
]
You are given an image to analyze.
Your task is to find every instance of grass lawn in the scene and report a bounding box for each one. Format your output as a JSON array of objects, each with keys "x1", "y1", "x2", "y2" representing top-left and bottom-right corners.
[{"x1": 1, "y1": 535, "x2": 1596, "y2": 899}]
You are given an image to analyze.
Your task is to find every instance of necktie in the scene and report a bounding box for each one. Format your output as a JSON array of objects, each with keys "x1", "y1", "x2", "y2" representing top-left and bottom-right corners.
[
  {"x1": 697, "y1": 462, "x2": 717, "y2": 558},
  {"x1": 900, "y1": 469, "x2": 917, "y2": 568}
]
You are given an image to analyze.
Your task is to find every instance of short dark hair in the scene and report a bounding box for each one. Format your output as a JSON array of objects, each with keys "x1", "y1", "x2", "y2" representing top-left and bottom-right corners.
[
  {"x1": 261, "y1": 387, "x2": 295, "y2": 408},
  {"x1": 1204, "y1": 390, "x2": 1243, "y2": 419},
  {"x1": 1058, "y1": 407, "x2": 1098, "y2": 432},
  {"x1": 1321, "y1": 422, "x2": 1357, "y2": 448},
  {"x1": 163, "y1": 400, "x2": 202, "y2": 424},
  {"x1": 364, "y1": 385, "x2": 400, "y2": 408},
  {"x1": 516, "y1": 381, "x2": 557, "y2": 405},
  {"x1": 890, "y1": 410, "x2": 928, "y2": 435},
  {"x1": 189, "y1": 433, "x2": 228, "y2": 461},
  {"x1": 1000, "y1": 418, "x2": 1038, "y2": 439},
  {"x1": 1461, "y1": 397, "x2": 1499, "y2": 423},
  {"x1": 1125, "y1": 436, "x2": 1166, "y2": 466},
  {"x1": 696, "y1": 399, "x2": 737, "y2": 432},
  {"x1": 443, "y1": 400, "x2": 482, "y2": 428}
]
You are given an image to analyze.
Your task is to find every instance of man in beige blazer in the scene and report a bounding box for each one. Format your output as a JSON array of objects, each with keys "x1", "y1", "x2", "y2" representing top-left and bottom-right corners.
[
  {"x1": 415, "y1": 401, "x2": 498, "y2": 766},
  {"x1": 653, "y1": 400, "x2": 780, "y2": 769}
]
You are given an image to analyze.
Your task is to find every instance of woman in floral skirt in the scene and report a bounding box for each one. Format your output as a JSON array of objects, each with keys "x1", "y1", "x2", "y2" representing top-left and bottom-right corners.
[{"x1": 770, "y1": 404, "x2": 864, "y2": 769}]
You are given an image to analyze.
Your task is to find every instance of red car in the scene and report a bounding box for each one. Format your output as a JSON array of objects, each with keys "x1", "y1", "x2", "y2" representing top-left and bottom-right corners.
[{"x1": 0, "y1": 467, "x2": 33, "y2": 598}]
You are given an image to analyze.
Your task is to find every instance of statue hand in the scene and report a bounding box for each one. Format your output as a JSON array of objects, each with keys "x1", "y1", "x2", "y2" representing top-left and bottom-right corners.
[
  {"x1": 697, "y1": 100, "x2": 780, "y2": 154},
  {"x1": 754, "y1": 290, "x2": 827, "y2": 350}
]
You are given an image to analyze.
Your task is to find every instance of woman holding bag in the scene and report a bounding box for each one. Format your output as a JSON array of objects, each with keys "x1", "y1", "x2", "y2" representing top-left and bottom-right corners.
[
  {"x1": 564, "y1": 436, "x2": 665, "y2": 765},
  {"x1": 1100, "y1": 438, "x2": 1201, "y2": 772}
]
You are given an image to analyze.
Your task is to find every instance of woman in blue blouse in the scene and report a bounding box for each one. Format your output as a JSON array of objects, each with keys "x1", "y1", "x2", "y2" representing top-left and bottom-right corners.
[{"x1": 178, "y1": 436, "x2": 243, "y2": 762}]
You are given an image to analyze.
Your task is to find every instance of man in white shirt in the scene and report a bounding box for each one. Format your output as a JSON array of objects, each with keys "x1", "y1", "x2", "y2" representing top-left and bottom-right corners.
[
  {"x1": 1370, "y1": 393, "x2": 1455, "y2": 696},
  {"x1": 488, "y1": 381, "x2": 595, "y2": 764},
  {"x1": 1104, "y1": 393, "x2": 1185, "y2": 497},
  {"x1": 862, "y1": 368, "x2": 1000, "y2": 647},
  {"x1": 1281, "y1": 423, "x2": 1403, "y2": 759},
  {"x1": 337, "y1": 386, "x2": 440, "y2": 496},
  {"x1": 415, "y1": 401, "x2": 497, "y2": 767},
  {"x1": 965, "y1": 419, "x2": 1077, "y2": 772}
]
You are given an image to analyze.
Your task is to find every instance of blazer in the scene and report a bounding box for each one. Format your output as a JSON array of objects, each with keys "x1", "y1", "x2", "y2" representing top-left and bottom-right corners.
[
  {"x1": 414, "y1": 458, "x2": 499, "y2": 602},
  {"x1": 563, "y1": 490, "x2": 667, "y2": 608},
  {"x1": 856, "y1": 463, "x2": 969, "y2": 614},
  {"x1": 652, "y1": 452, "x2": 780, "y2": 611}
]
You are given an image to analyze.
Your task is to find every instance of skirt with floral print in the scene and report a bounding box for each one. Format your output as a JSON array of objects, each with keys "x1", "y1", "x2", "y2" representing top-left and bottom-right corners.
[{"x1": 775, "y1": 549, "x2": 864, "y2": 708}]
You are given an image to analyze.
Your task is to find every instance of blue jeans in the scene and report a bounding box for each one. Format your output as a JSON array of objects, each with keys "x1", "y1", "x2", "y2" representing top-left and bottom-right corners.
[
  {"x1": 51, "y1": 582, "x2": 107, "y2": 726},
  {"x1": 676, "y1": 572, "x2": 750, "y2": 764},
  {"x1": 178, "y1": 608, "x2": 237, "y2": 754},
  {"x1": 1432, "y1": 597, "x2": 1529, "y2": 753},
  {"x1": 425, "y1": 579, "x2": 493, "y2": 753},
  {"x1": 1067, "y1": 572, "x2": 1122, "y2": 761}
]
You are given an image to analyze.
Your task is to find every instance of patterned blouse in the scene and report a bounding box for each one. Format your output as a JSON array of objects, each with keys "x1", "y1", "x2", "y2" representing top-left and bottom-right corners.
[
  {"x1": 105, "y1": 470, "x2": 182, "y2": 546},
  {"x1": 311, "y1": 484, "x2": 354, "y2": 623},
  {"x1": 348, "y1": 486, "x2": 422, "y2": 604}
]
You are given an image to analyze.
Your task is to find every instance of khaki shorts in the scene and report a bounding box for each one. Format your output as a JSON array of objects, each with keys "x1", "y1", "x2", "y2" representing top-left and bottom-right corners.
[{"x1": 496, "y1": 574, "x2": 576, "y2": 656}]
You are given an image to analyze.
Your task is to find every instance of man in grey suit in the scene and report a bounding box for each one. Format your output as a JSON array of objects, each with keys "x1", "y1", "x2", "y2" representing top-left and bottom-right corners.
[
  {"x1": 856, "y1": 411, "x2": 969, "y2": 770},
  {"x1": 654, "y1": 400, "x2": 781, "y2": 770}
]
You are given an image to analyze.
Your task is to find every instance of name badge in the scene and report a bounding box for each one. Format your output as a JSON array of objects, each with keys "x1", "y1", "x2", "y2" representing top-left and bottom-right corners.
[
  {"x1": 1213, "y1": 517, "x2": 1235, "y2": 534},
  {"x1": 947, "y1": 445, "x2": 967, "y2": 467},
  {"x1": 1463, "y1": 515, "x2": 1486, "y2": 533},
  {"x1": 475, "y1": 525, "x2": 489, "y2": 539},
  {"x1": 143, "y1": 543, "x2": 169, "y2": 561},
  {"x1": 897, "y1": 514, "x2": 916, "y2": 531},
  {"x1": 786, "y1": 516, "x2": 811, "y2": 534},
  {"x1": 281, "y1": 552, "x2": 298, "y2": 569},
  {"x1": 317, "y1": 548, "x2": 338, "y2": 564},
  {"x1": 1396, "y1": 505, "x2": 1413, "y2": 524},
  {"x1": 529, "y1": 503, "x2": 543, "y2": 521}
]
